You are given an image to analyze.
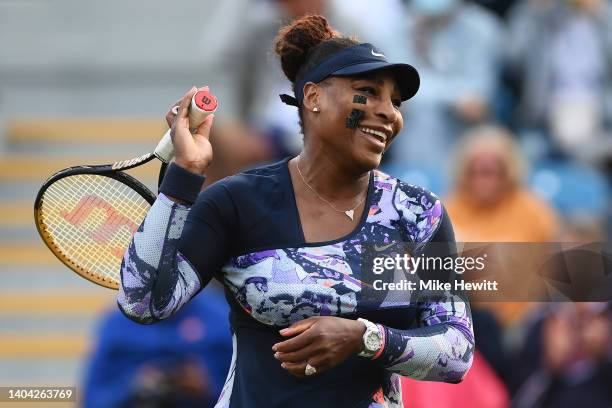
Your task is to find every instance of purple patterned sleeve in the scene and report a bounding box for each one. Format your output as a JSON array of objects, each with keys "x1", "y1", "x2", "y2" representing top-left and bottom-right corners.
[
  {"x1": 374, "y1": 182, "x2": 475, "y2": 382},
  {"x1": 376, "y1": 294, "x2": 474, "y2": 382},
  {"x1": 117, "y1": 193, "x2": 203, "y2": 324}
]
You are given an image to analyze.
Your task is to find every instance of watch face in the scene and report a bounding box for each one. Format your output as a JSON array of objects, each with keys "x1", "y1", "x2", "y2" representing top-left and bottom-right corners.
[{"x1": 365, "y1": 331, "x2": 382, "y2": 352}]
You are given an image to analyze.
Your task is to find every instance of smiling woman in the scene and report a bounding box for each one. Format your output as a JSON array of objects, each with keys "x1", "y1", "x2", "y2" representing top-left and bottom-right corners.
[
  {"x1": 298, "y1": 73, "x2": 403, "y2": 171},
  {"x1": 117, "y1": 14, "x2": 474, "y2": 408}
]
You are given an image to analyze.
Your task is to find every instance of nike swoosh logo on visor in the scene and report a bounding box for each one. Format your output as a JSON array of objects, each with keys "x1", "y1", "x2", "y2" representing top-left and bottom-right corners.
[{"x1": 371, "y1": 50, "x2": 385, "y2": 58}]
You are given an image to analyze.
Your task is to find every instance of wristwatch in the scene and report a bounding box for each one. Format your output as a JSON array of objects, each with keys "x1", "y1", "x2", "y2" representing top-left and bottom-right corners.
[{"x1": 357, "y1": 318, "x2": 383, "y2": 358}]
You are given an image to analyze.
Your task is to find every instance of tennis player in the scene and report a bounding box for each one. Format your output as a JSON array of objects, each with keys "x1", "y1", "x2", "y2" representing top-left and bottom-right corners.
[{"x1": 118, "y1": 15, "x2": 474, "y2": 407}]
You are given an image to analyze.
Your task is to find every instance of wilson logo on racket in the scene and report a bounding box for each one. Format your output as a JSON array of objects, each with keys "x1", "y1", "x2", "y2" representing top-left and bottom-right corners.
[{"x1": 60, "y1": 195, "x2": 139, "y2": 259}]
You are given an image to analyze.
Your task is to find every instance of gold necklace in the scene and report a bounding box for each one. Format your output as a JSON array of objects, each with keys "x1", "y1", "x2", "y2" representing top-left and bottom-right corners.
[{"x1": 295, "y1": 156, "x2": 367, "y2": 221}]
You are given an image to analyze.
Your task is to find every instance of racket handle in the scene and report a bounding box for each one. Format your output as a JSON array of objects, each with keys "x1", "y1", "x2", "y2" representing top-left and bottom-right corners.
[
  {"x1": 189, "y1": 89, "x2": 218, "y2": 128},
  {"x1": 154, "y1": 89, "x2": 218, "y2": 163},
  {"x1": 154, "y1": 129, "x2": 174, "y2": 163}
]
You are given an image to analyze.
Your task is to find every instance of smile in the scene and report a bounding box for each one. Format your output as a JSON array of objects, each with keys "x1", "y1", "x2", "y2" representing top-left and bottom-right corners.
[{"x1": 360, "y1": 127, "x2": 387, "y2": 144}]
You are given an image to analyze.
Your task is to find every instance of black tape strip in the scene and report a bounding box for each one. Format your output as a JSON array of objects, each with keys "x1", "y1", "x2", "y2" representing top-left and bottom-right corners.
[
  {"x1": 353, "y1": 95, "x2": 367, "y2": 104},
  {"x1": 345, "y1": 108, "x2": 365, "y2": 129}
]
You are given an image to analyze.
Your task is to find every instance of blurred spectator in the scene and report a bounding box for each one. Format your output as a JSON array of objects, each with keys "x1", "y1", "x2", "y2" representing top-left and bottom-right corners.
[
  {"x1": 83, "y1": 285, "x2": 231, "y2": 408},
  {"x1": 511, "y1": 302, "x2": 612, "y2": 407},
  {"x1": 405, "y1": 124, "x2": 566, "y2": 407},
  {"x1": 444, "y1": 124, "x2": 560, "y2": 369},
  {"x1": 385, "y1": 0, "x2": 503, "y2": 171},
  {"x1": 445, "y1": 124, "x2": 560, "y2": 244},
  {"x1": 506, "y1": 0, "x2": 612, "y2": 164}
]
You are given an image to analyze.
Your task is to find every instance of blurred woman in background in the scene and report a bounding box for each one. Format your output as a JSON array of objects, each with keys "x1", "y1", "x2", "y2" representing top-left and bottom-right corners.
[{"x1": 445, "y1": 124, "x2": 559, "y2": 246}]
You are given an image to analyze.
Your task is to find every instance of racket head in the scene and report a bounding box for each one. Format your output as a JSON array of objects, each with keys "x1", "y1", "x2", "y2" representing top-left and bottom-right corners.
[{"x1": 34, "y1": 167, "x2": 156, "y2": 290}]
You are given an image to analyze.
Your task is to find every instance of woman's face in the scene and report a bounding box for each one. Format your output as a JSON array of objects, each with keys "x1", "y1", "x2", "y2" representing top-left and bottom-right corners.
[
  {"x1": 465, "y1": 152, "x2": 508, "y2": 205},
  {"x1": 304, "y1": 71, "x2": 404, "y2": 171}
]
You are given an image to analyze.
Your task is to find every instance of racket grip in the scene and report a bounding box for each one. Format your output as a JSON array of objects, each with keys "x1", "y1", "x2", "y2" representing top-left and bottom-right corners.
[
  {"x1": 154, "y1": 129, "x2": 174, "y2": 163},
  {"x1": 154, "y1": 89, "x2": 218, "y2": 163}
]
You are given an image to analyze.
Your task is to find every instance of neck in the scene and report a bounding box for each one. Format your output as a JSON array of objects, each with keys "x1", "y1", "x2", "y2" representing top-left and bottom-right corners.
[{"x1": 295, "y1": 147, "x2": 370, "y2": 202}]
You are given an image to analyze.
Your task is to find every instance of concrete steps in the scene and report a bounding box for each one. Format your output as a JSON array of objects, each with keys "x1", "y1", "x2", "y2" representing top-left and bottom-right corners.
[
  {"x1": 0, "y1": 117, "x2": 155, "y2": 391},
  {"x1": 0, "y1": 156, "x2": 159, "y2": 182},
  {"x1": 0, "y1": 0, "x2": 240, "y2": 400},
  {"x1": 5, "y1": 118, "x2": 166, "y2": 144}
]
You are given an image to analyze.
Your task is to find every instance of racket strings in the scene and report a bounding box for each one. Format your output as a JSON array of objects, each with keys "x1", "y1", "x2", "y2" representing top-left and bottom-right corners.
[{"x1": 37, "y1": 174, "x2": 150, "y2": 287}]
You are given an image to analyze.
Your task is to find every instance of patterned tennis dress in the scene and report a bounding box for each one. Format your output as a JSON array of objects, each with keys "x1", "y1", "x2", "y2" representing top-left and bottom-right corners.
[{"x1": 118, "y1": 158, "x2": 474, "y2": 407}]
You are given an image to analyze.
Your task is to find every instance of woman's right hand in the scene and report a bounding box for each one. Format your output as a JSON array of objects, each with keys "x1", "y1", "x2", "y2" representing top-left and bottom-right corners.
[{"x1": 165, "y1": 86, "x2": 215, "y2": 175}]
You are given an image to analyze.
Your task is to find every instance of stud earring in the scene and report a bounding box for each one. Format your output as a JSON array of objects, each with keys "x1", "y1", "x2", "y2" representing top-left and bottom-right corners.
[{"x1": 313, "y1": 107, "x2": 319, "y2": 112}]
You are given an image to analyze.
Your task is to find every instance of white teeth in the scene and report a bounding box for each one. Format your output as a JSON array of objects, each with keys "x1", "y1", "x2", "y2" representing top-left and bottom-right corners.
[{"x1": 360, "y1": 127, "x2": 387, "y2": 142}]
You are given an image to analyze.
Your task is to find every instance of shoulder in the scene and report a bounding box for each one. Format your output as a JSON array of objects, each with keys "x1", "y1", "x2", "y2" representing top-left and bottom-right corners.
[
  {"x1": 202, "y1": 158, "x2": 287, "y2": 196},
  {"x1": 374, "y1": 170, "x2": 446, "y2": 242},
  {"x1": 218, "y1": 159, "x2": 288, "y2": 200},
  {"x1": 195, "y1": 159, "x2": 291, "y2": 228}
]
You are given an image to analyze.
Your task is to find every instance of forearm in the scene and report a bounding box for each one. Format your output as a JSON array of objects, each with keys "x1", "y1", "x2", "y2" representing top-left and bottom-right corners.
[
  {"x1": 117, "y1": 193, "x2": 202, "y2": 324},
  {"x1": 375, "y1": 299, "x2": 474, "y2": 383}
]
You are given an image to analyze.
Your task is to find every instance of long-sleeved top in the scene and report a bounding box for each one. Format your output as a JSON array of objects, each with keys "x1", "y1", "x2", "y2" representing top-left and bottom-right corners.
[{"x1": 118, "y1": 158, "x2": 474, "y2": 407}]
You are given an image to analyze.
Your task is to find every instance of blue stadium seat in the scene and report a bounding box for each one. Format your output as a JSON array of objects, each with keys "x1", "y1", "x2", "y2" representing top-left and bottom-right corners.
[
  {"x1": 381, "y1": 164, "x2": 449, "y2": 197},
  {"x1": 529, "y1": 160, "x2": 610, "y2": 219}
]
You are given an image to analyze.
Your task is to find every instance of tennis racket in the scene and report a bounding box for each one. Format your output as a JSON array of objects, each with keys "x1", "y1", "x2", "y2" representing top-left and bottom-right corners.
[{"x1": 34, "y1": 89, "x2": 217, "y2": 290}]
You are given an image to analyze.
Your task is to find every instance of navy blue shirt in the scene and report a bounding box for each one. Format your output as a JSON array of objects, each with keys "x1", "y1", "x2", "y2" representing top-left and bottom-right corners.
[{"x1": 118, "y1": 159, "x2": 475, "y2": 407}]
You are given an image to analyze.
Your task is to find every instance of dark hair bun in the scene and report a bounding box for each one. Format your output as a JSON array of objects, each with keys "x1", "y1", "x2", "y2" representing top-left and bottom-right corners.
[{"x1": 274, "y1": 15, "x2": 339, "y2": 83}]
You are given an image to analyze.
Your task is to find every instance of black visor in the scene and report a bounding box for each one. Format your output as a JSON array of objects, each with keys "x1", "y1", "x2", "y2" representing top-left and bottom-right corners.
[{"x1": 280, "y1": 43, "x2": 420, "y2": 107}]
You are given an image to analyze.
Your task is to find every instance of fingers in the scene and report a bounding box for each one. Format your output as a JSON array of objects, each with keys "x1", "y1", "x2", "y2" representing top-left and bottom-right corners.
[
  {"x1": 279, "y1": 317, "x2": 319, "y2": 337},
  {"x1": 170, "y1": 87, "x2": 198, "y2": 145},
  {"x1": 165, "y1": 97, "x2": 183, "y2": 128},
  {"x1": 167, "y1": 86, "x2": 194, "y2": 132},
  {"x1": 274, "y1": 343, "x2": 318, "y2": 364},
  {"x1": 273, "y1": 317, "x2": 323, "y2": 352},
  {"x1": 273, "y1": 332, "x2": 313, "y2": 353},
  {"x1": 177, "y1": 86, "x2": 197, "y2": 119},
  {"x1": 273, "y1": 329, "x2": 315, "y2": 353},
  {"x1": 167, "y1": 85, "x2": 212, "y2": 128},
  {"x1": 279, "y1": 361, "x2": 308, "y2": 378},
  {"x1": 279, "y1": 355, "x2": 331, "y2": 378}
]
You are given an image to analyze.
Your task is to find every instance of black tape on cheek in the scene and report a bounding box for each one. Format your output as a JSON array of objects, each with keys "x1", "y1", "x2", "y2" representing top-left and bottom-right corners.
[
  {"x1": 353, "y1": 95, "x2": 367, "y2": 104},
  {"x1": 346, "y1": 108, "x2": 365, "y2": 129}
]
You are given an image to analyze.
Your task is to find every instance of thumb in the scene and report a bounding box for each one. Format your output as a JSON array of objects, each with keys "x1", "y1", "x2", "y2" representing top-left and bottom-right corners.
[
  {"x1": 193, "y1": 113, "x2": 215, "y2": 139},
  {"x1": 177, "y1": 86, "x2": 197, "y2": 120}
]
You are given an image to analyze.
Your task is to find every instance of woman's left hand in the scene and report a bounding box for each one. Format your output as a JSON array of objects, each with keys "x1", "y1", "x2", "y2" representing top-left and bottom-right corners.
[{"x1": 272, "y1": 316, "x2": 366, "y2": 378}]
